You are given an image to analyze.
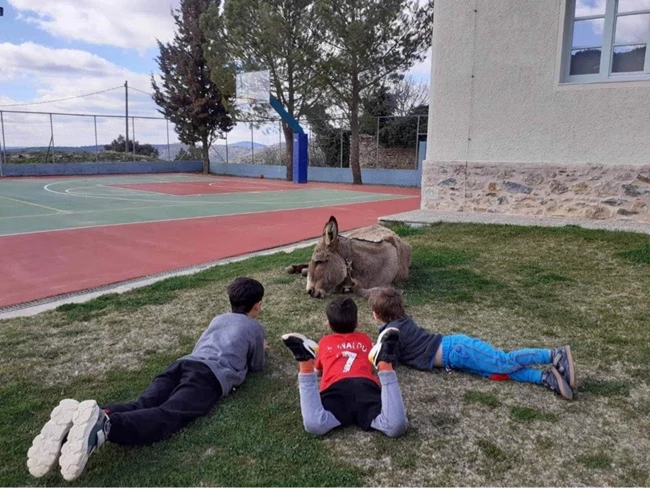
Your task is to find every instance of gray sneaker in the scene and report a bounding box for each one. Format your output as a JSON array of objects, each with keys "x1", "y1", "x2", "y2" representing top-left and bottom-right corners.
[
  {"x1": 542, "y1": 367, "x2": 573, "y2": 400},
  {"x1": 58, "y1": 400, "x2": 110, "y2": 481},
  {"x1": 551, "y1": 346, "x2": 575, "y2": 388}
]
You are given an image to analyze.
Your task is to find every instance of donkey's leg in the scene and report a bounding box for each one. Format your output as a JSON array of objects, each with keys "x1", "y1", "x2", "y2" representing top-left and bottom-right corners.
[{"x1": 286, "y1": 263, "x2": 309, "y2": 274}]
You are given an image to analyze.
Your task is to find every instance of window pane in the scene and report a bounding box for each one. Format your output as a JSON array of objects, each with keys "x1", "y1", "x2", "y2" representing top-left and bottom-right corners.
[
  {"x1": 575, "y1": 0, "x2": 607, "y2": 16},
  {"x1": 614, "y1": 14, "x2": 650, "y2": 43},
  {"x1": 573, "y1": 19, "x2": 605, "y2": 47},
  {"x1": 612, "y1": 45, "x2": 647, "y2": 71},
  {"x1": 618, "y1": 0, "x2": 650, "y2": 13},
  {"x1": 570, "y1": 48, "x2": 602, "y2": 74}
]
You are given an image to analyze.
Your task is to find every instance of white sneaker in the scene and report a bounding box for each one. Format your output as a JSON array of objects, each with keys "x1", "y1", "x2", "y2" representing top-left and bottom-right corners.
[
  {"x1": 59, "y1": 400, "x2": 110, "y2": 481},
  {"x1": 27, "y1": 399, "x2": 80, "y2": 478}
]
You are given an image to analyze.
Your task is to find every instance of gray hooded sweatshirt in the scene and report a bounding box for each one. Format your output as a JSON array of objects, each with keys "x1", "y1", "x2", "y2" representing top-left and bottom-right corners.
[{"x1": 182, "y1": 312, "x2": 265, "y2": 396}]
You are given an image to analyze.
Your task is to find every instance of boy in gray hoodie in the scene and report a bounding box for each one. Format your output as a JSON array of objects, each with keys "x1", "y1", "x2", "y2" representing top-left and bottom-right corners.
[{"x1": 27, "y1": 277, "x2": 267, "y2": 482}]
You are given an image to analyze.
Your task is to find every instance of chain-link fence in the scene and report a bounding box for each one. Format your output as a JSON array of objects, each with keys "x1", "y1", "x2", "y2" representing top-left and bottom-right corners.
[{"x1": 0, "y1": 109, "x2": 427, "y2": 172}]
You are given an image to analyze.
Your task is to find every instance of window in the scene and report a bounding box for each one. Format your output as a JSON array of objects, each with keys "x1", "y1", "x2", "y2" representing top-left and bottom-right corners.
[{"x1": 564, "y1": 0, "x2": 650, "y2": 82}]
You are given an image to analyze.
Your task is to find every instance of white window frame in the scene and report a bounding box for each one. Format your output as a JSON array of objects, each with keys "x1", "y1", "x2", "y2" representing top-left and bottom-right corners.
[{"x1": 562, "y1": 0, "x2": 650, "y2": 83}]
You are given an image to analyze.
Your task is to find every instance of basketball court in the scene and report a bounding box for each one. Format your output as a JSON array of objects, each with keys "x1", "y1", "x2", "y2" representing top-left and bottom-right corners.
[{"x1": 0, "y1": 174, "x2": 420, "y2": 309}]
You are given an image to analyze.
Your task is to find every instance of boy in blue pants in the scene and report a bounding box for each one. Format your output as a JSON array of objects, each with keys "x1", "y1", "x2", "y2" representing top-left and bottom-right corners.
[{"x1": 365, "y1": 287, "x2": 575, "y2": 399}]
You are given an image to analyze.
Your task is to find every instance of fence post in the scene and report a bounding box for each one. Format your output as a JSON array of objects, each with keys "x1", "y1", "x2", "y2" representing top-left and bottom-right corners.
[
  {"x1": 225, "y1": 132, "x2": 229, "y2": 164},
  {"x1": 278, "y1": 120, "x2": 282, "y2": 165},
  {"x1": 166, "y1": 119, "x2": 171, "y2": 161},
  {"x1": 94, "y1": 115, "x2": 99, "y2": 162},
  {"x1": 251, "y1": 124, "x2": 255, "y2": 164},
  {"x1": 340, "y1": 127, "x2": 343, "y2": 168},
  {"x1": 414, "y1": 115, "x2": 421, "y2": 170},
  {"x1": 49, "y1": 113, "x2": 55, "y2": 163},
  {"x1": 132, "y1": 117, "x2": 136, "y2": 162},
  {"x1": 0, "y1": 111, "x2": 5, "y2": 176},
  {"x1": 375, "y1": 117, "x2": 380, "y2": 168}
]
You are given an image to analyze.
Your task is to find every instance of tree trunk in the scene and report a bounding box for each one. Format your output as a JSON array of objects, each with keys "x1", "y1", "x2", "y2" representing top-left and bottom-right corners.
[
  {"x1": 282, "y1": 123, "x2": 294, "y2": 182},
  {"x1": 349, "y1": 75, "x2": 363, "y2": 185},
  {"x1": 201, "y1": 136, "x2": 210, "y2": 174}
]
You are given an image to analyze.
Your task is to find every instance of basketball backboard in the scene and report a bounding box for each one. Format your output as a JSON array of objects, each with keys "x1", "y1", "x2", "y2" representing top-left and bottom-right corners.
[{"x1": 235, "y1": 70, "x2": 270, "y2": 104}]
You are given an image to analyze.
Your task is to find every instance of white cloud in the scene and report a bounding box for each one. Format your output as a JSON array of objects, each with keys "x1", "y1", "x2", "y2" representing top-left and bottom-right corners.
[
  {"x1": 0, "y1": 43, "x2": 278, "y2": 149},
  {"x1": 575, "y1": 0, "x2": 607, "y2": 17},
  {"x1": 0, "y1": 42, "x2": 167, "y2": 147},
  {"x1": 8, "y1": 0, "x2": 179, "y2": 51}
]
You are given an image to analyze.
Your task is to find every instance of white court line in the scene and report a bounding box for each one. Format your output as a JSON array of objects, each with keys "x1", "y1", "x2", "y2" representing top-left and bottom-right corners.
[
  {"x1": 0, "y1": 195, "x2": 419, "y2": 238},
  {"x1": 0, "y1": 195, "x2": 69, "y2": 214},
  {"x1": 43, "y1": 180, "x2": 399, "y2": 206},
  {"x1": 1, "y1": 192, "x2": 410, "y2": 222},
  {"x1": 0, "y1": 201, "x2": 209, "y2": 221}
]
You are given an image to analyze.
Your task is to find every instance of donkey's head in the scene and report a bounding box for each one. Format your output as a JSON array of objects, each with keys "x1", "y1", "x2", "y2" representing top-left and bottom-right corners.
[{"x1": 306, "y1": 216, "x2": 350, "y2": 298}]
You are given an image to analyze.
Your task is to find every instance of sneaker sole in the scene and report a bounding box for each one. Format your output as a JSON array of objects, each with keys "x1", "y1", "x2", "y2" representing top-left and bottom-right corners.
[
  {"x1": 281, "y1": 333, "x2": 318, "y2": 360},
  {"x1": 376, "y1": 327, "x2": 400, "y2": 345},
  {"x1": 27, "y1": 399, "x2": 80, "y2": 478},
  {"x1": 565, "y1": 345, "x2": 575, "y2": 389},
  {"x1": 369, "y1": 328, "x2": 400, "y2": 366},
  {"x1": 551, "y1": 367, "x2": 573, "y2": 400},
  {"x1": 59, "y1": 400, "x2": 100, "y2": 482}
]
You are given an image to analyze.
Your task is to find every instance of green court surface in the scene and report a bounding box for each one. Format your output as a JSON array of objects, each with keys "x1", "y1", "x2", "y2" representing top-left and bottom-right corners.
[{"x1": 0, "y1": 174, "x2": 409, "y2": 236}]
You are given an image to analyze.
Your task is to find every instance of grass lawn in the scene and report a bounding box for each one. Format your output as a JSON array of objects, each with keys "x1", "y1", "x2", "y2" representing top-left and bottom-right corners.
[{"x1": 1, "y1": 223, "x2": 649, "y2": 486}]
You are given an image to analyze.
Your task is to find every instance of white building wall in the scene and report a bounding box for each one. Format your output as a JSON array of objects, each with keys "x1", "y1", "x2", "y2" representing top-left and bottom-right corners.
[{"x1": 423, "y1": 0, "x2": 650, "y2": 221}]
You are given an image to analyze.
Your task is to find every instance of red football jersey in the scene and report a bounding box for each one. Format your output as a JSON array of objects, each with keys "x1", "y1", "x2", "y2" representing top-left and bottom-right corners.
[{"x1": 314, "y1": 332, "x2": 379, "y2": 391}]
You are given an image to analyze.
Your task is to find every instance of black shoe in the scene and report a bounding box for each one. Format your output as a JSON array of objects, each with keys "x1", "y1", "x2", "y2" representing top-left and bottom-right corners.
[
  {"x1": 369, "y1": 328, "x2": 400, "y2": 368},
  {"x1": 542, "y1": 367, "x2": 573, "y2": 400},
  {"x1": 281, "y1": 333, "x2": 319, "y2": 361},
  {"x1": 550, "y1": 346, "x2": 575, "y2": 389}
]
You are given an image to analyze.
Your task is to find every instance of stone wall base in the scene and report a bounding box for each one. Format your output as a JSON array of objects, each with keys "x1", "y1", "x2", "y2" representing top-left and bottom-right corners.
[{"x1": 421, "y1": 162, "x2": 650, "y2": 222}]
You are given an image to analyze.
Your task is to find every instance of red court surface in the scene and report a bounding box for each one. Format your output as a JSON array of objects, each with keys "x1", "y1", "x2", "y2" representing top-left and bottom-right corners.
[
  {"x1": 112, "y1": 178, "x2": 421, "y2": 196},
  {"x1": 0, "y1": 183, "x2": 419, "y2": 308}
]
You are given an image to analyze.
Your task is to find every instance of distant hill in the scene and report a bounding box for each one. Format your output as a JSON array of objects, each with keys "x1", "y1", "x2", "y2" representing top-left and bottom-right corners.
[
  {"x1": 228, "y1": 141, "x2": 267, "y2": 149},
  {"x1": 5, "y1": 141, "x2": 268, "y2": 163}
]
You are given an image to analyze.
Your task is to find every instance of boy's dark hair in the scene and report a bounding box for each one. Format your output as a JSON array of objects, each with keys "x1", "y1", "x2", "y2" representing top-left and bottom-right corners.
[
  {"x1": 227, "y1": 277, "x2": 264, "y2": 314},
  {"x1": 367, "y1": 287, "x2": 405, "y2": 323},
  {"x1": 326, "y1": 297, "x2": 358, "y2": 333}
]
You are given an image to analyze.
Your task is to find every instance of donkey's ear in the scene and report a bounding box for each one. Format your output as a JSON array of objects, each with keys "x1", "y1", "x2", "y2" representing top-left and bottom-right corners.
[{"x1": 324, "y1": 216, "x2": 339, "y2": 246}]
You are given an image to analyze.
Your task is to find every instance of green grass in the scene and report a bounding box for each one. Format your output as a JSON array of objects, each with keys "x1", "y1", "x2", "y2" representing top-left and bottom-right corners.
[
  {"x1": 617, "y1": 241, "x2": 650, "y2": 264},
  {"x1": 463, "y1": 390, "x2": 501, "y2": 408},
  {"x1": 56, "y1": 249, "x2": 313, "y2": 322},
  {"x1": 577, "y1": 453, "x2": 613, "y2": 470},
  {"x1": 2, "y1": 223, "x2": 650, "y2": 486},
  {"x1": 477, "y1": 439, "x2": 510, "y2": 463},
  {"x1": 510, "y1": 406, "x2": 558, "y2": 422},
  {"x1": 577, "y1": 379, "x2": 631, "y2": 397}
]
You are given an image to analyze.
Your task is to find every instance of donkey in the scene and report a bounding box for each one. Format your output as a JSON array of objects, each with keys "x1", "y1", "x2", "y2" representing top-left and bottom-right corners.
[{"x1": 286, "y1": 216, "x2": 411, "y2": 298}]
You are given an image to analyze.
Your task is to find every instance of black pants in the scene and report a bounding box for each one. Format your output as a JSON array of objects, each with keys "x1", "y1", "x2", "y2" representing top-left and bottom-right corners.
[{"x1": 101, "y1": 360, "x2": 223, "y2": 446}]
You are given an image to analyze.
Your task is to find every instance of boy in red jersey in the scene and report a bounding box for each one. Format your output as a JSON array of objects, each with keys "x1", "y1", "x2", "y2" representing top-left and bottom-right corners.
[{"x1": 282, "y1": 297, "x2": 407, "y2": 437}]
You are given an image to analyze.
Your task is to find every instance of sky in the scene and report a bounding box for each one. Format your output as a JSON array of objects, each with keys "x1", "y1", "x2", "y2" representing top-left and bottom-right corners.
[{"x1": 0, "y1": 0, "x2": 432, "y2": 148}]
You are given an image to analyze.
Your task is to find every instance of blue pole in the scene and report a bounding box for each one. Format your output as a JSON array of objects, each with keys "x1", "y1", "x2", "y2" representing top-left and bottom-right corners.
[
  {"x1": 293, "y1": 133, "x2": 308, "y2": 184},
  {"x1": 269, "y1": 95, "x2": 308, "y2": 183}
]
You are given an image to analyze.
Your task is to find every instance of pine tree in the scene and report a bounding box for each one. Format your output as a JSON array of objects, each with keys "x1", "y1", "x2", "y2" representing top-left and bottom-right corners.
[
  {"x1": 316, "y1": 0, "x2": 433, "y2": 184},
  {"x1": 203, "y1": 0, "x2": 323, "y2": 181},
  {"x1": 152, "y1": 0, "x2": 234, "y2": 174}
]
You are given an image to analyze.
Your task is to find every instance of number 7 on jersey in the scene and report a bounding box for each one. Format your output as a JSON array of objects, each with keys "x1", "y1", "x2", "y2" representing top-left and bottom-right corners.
[{"x1": 341, "y1": 351, "x2": 358, "y2": 372}]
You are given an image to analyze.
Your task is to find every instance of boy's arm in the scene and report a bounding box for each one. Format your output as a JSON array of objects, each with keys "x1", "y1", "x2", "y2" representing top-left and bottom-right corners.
[{"x1": 248, "y1": 327, "x2": 266, "y2": 372}]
